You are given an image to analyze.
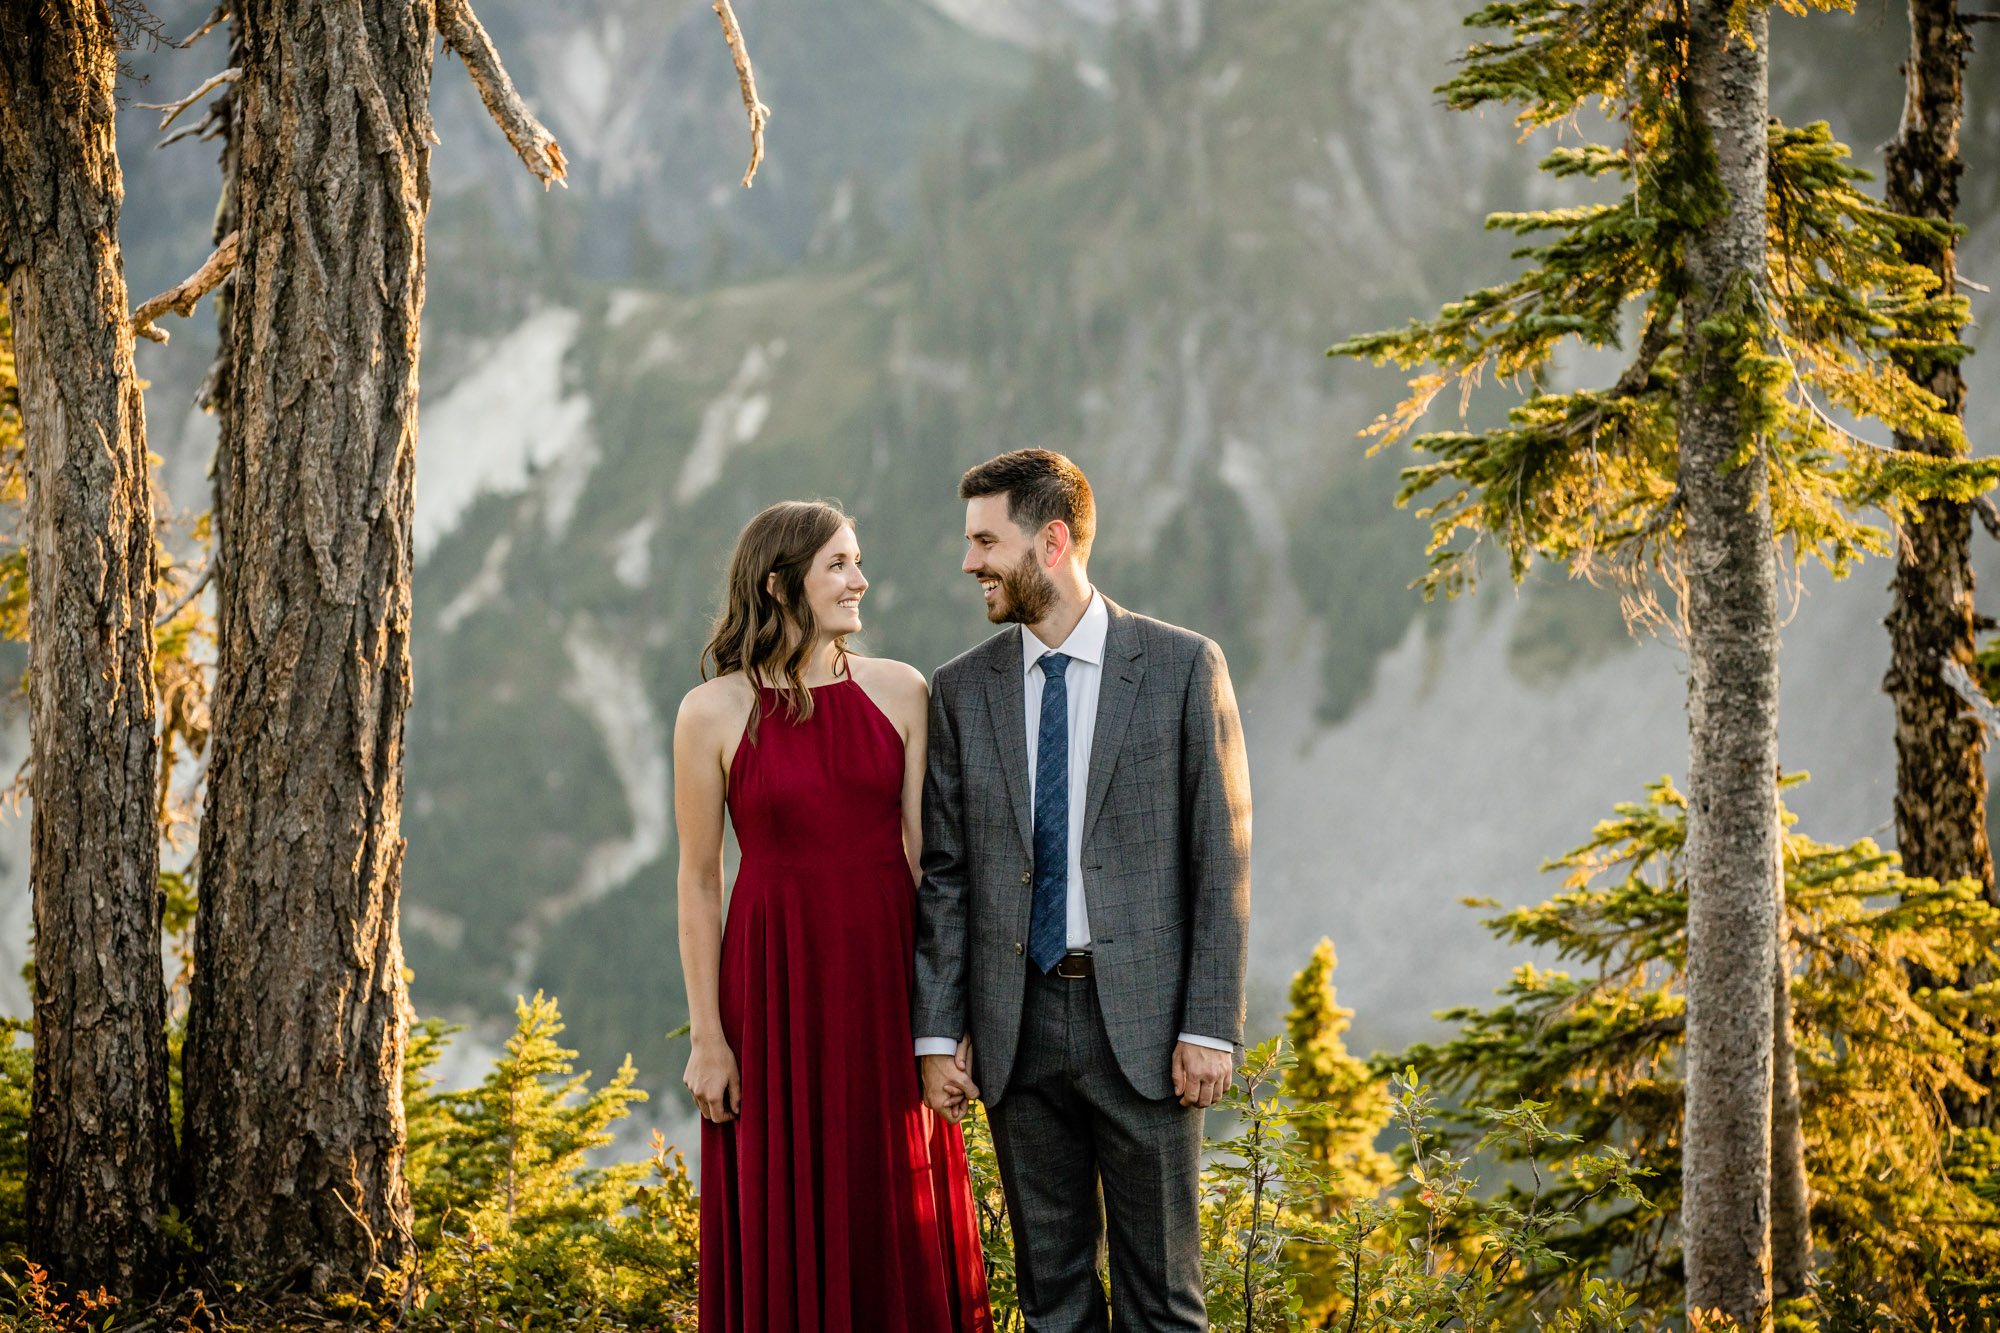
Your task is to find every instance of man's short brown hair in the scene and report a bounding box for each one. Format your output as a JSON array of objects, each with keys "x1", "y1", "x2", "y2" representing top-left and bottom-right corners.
[{"x1": 959, "y1": 449, "x2": 1096, "y2": 555}]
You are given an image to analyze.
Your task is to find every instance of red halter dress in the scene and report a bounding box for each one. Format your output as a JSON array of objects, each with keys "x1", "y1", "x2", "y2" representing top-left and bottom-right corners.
[{"x1": 700, "y1": 679, "x2": 993, "y2": 1333}]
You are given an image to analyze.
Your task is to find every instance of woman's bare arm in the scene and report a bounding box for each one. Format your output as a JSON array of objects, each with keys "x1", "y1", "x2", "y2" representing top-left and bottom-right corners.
[
  {"x1": 898, "y1": 673, "x2": 929, "y2": 884},
  {"x1": 675, "y1": 680, "x2": 748, "y2": 1122}
]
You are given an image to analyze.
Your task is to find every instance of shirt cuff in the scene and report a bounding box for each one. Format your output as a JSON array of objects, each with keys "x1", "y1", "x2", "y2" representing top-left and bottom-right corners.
[
  {"x1": 1177, "y1": 1032, "x2": 1234, "y2": 1053},
  {"x1": 914, "y1": 1037, "x2": 960, "y2": 1058}
]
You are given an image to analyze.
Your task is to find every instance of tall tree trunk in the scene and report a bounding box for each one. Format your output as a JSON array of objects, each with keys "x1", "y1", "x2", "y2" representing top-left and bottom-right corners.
[
  {"x1": 0, "y1": 4, "x2": 175, "y2": 1296},
  {"x1": 1677, "y1": 3, "x2": 1779, "y2": 1325},
  {"x1": 183, "y1": 0, "x2": 430, "y2": 1289},
  {"x1": 1770, "y1": 923, "x2": 1812, "y2": 1300},
  {"x1": 1882, "y1": 0, "x2": 1988, "y2": 1128}
]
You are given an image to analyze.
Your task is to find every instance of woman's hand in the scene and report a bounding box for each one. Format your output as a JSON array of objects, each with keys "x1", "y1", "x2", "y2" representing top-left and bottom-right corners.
[{"x1": 685, "y1": 1035, "x2": 742, "y2": 1124}]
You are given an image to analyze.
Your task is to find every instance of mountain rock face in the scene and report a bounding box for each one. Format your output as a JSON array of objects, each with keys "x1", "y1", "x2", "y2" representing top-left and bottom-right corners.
[{"x1": 60, "y1": 0, "x2": 2000, "y2": 1121}]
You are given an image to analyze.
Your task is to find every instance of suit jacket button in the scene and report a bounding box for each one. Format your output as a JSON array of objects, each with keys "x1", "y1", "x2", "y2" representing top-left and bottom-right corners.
[
  {"x1": 1021, "y1": 870, "x2": 1032, "y2": 884},
  {"x1": 1015, "y1": 942, "x2": 1023, "y2": 955}
]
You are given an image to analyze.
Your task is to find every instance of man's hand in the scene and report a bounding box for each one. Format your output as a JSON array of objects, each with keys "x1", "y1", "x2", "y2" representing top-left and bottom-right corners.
[
  {"x1": 921, "y1": 1036, "x2": 979, "y2": 1124},
  {"x1": 1173, "y1": 1041, "x2": 1232, "y2": 1109}
]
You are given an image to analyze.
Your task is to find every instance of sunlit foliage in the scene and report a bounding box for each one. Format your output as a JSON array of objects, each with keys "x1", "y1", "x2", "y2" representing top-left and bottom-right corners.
[
  {"x1": 1330, "y1": 1, "x2": 1987, "y2": 606},
  {"x1": 1399, "y1": 777, "x2": 2000, "y2": 1324}
]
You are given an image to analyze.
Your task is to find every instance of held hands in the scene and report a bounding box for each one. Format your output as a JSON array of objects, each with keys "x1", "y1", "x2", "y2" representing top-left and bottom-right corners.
[
  {"x1": 1173, "y1": 1040, "x2": 1232, "y2": 1109},
  {"x1": 685, "y1": 1035, "x2": 742, "y2": 1124},
  {"x1": 921, "y1": 1035, "x2": 979, "y2": 1125}
]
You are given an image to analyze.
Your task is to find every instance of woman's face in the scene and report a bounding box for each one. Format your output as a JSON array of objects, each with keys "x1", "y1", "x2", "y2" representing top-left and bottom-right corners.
[{"x1": 800, "y1": 523, "x2": 867, "y2": 639}]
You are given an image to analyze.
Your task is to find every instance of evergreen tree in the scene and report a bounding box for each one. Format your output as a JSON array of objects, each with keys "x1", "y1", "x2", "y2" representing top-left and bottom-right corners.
[
  {"x1": 1280, "y1": 940, "x2": 1395, "y2": 1324},
  {"x1": 1331, "y1": 1, "x2": 1986, "y2": 1321},
  {"x1": 1882, "y1": 0, "x2": 1992, "y2": 1132},
  {"x1": 1282, "y1": 939, "x2": 1395, "y2": 1198},
  {"x1": 0, "y1": 11, "x2": 175, "y2": 1294},
  {"x1": 409, "y1": 994, "x2": 646, "y2": 1238},
  {"x1": 1396, "y1": 777, "x2": 2000, "y2": 1323},
  {"x1": 403, "y1": 996, "x2": 699, "y2": 1330},
  {"x1": 184, "y1": 0, "x2": 564, "y2": 1287}
]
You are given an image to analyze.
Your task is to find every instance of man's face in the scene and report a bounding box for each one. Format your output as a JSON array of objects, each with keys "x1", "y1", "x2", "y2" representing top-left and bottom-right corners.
[{"x1": 963, "y1": 494, "x2": 1058, "y2": 625}]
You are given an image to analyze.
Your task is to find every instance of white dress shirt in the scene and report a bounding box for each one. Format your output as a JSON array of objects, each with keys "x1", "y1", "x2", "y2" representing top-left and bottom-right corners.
[{"x1": 917, "y1": 590, "x2": 1230, "y2": 1058}]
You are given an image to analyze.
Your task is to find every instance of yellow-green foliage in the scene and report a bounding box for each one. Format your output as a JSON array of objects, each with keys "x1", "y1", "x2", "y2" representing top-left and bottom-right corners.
[
  {"x1": 1281, "y1": 939, "x2": 1399, "y2": 1323},
  {"x1": 0, "y1": 1023, "x2": 24, "y2": 1255},
  {"x1": 1399, "y1": 777, "x2": 2000, "y2": 1325},
  {"x1": 1330, "y1": 1, "x2": 1988, "y2": 603},
  {"x1": 1284, "y1": 938, "x2": 1396, "y2": 1199},
  {"x1": 404, "y1": 996, "x2": 698, "y2": 1329}
]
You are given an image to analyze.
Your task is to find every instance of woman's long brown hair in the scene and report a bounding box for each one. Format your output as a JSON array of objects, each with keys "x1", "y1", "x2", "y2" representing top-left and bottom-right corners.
[{"x1": 701, "y1": 500, "x2": 853, "y2": 741}]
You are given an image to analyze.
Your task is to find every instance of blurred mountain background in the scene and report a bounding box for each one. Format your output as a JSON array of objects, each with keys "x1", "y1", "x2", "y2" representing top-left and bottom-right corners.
[{"x1": 8, "y1": 0, "x2": 1987, "y2": 1147}]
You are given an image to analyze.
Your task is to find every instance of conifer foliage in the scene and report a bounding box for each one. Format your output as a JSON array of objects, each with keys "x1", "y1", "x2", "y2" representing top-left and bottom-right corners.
[
  {"x1": 1331, "y1": 4, "x2": 1980, "y2": 601},
  {"x1": 1400, "y1": 778, "x2": 2000, "y2": 1324},
  {"x1": 1331, "y1": 2, "x2": 1987, "y2": 1322},
  {"x1": 1282, "y1": 939, "x2": 1396, "y2": 1203},
  {"x1": 402, "y1": 996, "x2": 699, "y2": 1329}
]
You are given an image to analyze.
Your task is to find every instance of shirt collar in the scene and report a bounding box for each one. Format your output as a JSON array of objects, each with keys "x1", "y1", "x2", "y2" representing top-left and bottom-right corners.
[{"x1": 1022, "y1": 588, "x2": 1108, "y2": 673}]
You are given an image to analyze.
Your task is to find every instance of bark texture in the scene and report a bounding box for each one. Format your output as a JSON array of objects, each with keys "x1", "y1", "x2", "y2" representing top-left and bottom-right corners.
[
  {"x1": 183, "y1": 0, "x2": 430, "y2": 1289},
  {"x1": 1676, "y1": 4, "x2": 1779, "y2": 1325},
  {"x1": 1881, "y1": 0, "x2": 1991, "y2": 1126},
  {"x1": 1769, "y1": 926, "x2": 1812, "y2": 1300},
  {"x1": 0, "y1": 4, "x2": 175, "y2": 1295}
]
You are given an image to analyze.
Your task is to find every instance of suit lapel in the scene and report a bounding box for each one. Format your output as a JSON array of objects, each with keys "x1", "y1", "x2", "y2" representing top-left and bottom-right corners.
[
  {"x1": 982, "y1": 629, "x2": 1035, "y2": 857},
  {"x1": 1082, "y1": 600, "x2": 1146, "y2": 845}
]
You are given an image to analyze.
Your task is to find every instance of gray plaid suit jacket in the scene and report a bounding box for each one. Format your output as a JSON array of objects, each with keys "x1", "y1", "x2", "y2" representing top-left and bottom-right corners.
[{"x1": 914, "y1": 597, "x2": 1253, "y2": 1102}]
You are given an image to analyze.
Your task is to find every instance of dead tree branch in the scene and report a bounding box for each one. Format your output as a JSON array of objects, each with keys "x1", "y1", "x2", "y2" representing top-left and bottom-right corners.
[
  {"x1": 158, "y1": 101, "x2": 227, "y2": 151},
  {"x1": 137, "y1": 67, "x2": 240, "y2": 131},
  {"x1": 436, "y1": 0, "x2": 568, "y2": 188},
  {"x1": 1975, "y1": 494, "x2": 2000, "y2": 541},
  {"x1": 174, "y1": 3, "x2": 228, "y2": 48},
  {"x1": 1943, "y1": 658, "x2": 2000, "y2": 733},
  {"x1": 713, "y1": 0, "x2": 769, "y2": 187},
  {"x1": 131, "y1": 231, "x2": 240, "y2": 344},
  {"x1": 155, "y1": 566, "x2": 213, "y2": 628}
]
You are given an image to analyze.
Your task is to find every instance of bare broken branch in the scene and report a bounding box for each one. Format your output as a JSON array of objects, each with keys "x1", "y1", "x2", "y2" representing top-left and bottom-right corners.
[
  {"x1": 155, "y1": 566, "x2": 213, "y2": 628},
  {"x1": 1976, "y1": 494, "x2": 2000, "y2": 541},
  {"x1": 1958, "y1": 273, "x2": 1992, "y2": 294},
  {"x1": 138, "y1": 67, "x2": 240, "y2": 131},
  {"x1": 713, "y1": 0, "x2": 769, "y2": 187},
  {"x1": 157, "y1": 101, "x2": 226, "y2": 151},
  {"x1": 437, "y1": 0, "x2": 568, "y2": 188},
  {"x1": 131, "y1": 231, "x2": 240, "y2": 345},
  {"x1": 174, "y1": 3, "x2": 228, "y2": 48},
  {"x1": 1943, "y1": 658, "x2": 2000, "y2": 733}
]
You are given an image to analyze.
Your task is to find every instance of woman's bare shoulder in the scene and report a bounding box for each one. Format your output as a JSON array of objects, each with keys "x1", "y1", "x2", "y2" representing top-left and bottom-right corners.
[
  {"x1": 677, "y1": 672, "x2": 757, "y2": 735},
  {"x1": 846, "y1": 654, "x2": 929, "y2": 699},
  {"x1": 846, "y1": 655, "x2": 929, "y2": 735}
]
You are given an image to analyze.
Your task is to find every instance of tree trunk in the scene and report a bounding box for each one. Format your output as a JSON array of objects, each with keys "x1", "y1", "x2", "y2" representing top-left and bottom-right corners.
[
  {"x1": 1676, "y1": 3, "x2": 1779, "y2": 1325},
  {"x1": 1882, "y1": 0, "x2": 1989, "y2": 1128},
  {"x1": 0, "y1": 5, "x2": 175, "y2": 1296},
  {"x1": 183, "y1": 0, "x2": 430, "y2": 1289},
  {"x1": 1770, "y1": 921, "x2": 1812, "y2": 1300}
]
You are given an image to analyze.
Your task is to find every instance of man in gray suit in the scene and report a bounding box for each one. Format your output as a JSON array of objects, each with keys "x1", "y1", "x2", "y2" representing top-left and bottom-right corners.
[{"x1": 915, "y1": 449, "x2": 1253, "y2": 1332}]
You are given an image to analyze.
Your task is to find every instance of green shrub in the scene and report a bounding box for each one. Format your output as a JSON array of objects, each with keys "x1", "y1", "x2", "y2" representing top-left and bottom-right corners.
[
  {"x1": 1395, "y1": 776, "x2": 2000, "y2": 1326},
  {"x1": 403, "y1": 995, "x2": 698, "y2": 1330}
]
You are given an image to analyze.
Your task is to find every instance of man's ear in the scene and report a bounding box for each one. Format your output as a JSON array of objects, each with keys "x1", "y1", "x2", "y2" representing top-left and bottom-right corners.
[{"x1": 1042, "y1": 520, "x2": 1073, "y2": 568}]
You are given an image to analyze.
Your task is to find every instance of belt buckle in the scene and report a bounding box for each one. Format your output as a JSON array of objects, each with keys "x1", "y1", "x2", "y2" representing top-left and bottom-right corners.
[{"x1": 1054, "y1": 951, "x2": 1093, "y2": 980}]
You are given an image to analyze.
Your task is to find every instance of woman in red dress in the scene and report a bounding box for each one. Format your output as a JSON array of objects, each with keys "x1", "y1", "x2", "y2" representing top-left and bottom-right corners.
[{"x1": 674, "y1": 500, "x2": 993, "y2": 1333}]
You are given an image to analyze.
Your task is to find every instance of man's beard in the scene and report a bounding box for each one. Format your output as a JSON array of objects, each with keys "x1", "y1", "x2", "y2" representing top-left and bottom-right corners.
[{"x1": 986, "y1": 549, "x2": 1058, "y2": 625}]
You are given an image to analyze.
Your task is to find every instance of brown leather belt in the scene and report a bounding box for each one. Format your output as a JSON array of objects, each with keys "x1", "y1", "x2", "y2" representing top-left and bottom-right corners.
[{"x1": 1053, "y1": 951, "x2": 1095, "y2": 979}]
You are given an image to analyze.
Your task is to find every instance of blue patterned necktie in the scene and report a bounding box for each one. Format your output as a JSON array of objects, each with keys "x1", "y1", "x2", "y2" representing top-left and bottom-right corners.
[{"x1": 1028, "y1": 652, "x2": 1072, "y2": 973}]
